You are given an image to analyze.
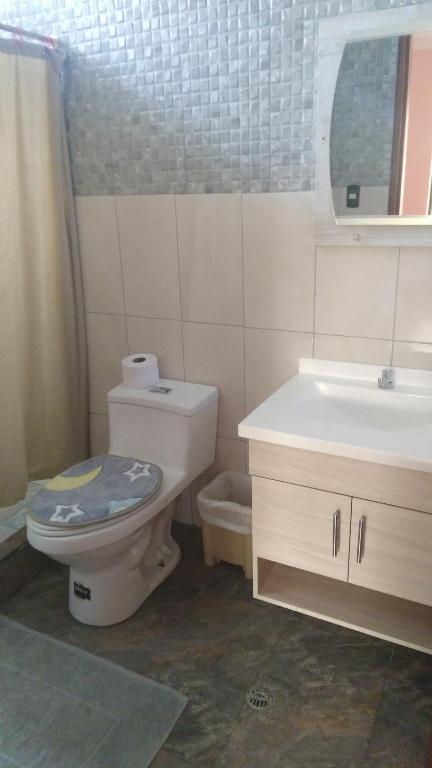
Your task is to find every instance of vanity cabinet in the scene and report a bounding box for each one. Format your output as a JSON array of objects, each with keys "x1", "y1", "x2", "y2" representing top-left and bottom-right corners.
[
  {"x1": 249, "y1": 440, "x2": 432, "y2": 654},
  {"x1": 350, "y1": 499, "x2": 432, "y2": 608},
  {"x1": 254, "y1": 477, "x2": 432, "y2": 607},
  {"x1": 253, "y1": 478, "x2": 351, "y2": 581}
]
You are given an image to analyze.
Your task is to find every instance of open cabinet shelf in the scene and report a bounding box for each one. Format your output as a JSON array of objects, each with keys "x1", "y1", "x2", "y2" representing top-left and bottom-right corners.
[{"x1": 255, "y1": 557, "x2": 432, "y2": 654}]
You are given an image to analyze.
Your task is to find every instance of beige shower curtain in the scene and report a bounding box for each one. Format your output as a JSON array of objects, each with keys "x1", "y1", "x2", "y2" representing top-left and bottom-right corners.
[{"x1": 0, "y1": 41, "x2": 88, "y2": 506}]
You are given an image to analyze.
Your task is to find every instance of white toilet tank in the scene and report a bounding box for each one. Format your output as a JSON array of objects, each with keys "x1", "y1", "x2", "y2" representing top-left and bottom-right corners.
[{"x1": 107, "y1": 379, "x2": 219, "y2": 480}]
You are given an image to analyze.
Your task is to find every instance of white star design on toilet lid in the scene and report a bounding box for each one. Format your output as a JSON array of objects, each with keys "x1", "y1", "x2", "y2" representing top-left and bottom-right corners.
[
  {"x1": 123, "y1": 462, "x2": 152, "y2": 483},
  {"x1": 50, "y1": 504, "x2": 85, "y2": 523}
]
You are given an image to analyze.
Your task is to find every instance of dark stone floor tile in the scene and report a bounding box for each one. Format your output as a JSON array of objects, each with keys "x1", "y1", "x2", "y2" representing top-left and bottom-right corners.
[
  {"x1": 216, "y1": 673, "x2": 382, "y2": 768},
  {"x1": 50, "y1": 592, "x2": 189, "y2": 659},
  {"x1": 171, "y1": 523, "x2": 202, "y2": 555},
  {"x1": 150, "y1": 748, "x2": 196, "y2": 768},
  {"x1": 363, "y1": 682, "x2": 432, "y2": 768},
  {"x1": 2, "y1": 522, "x2": 431, "y2": 768},
  {"x1": 363, "y1": 646, "x2": 432, "y2": 768},
  {"x1": 0, "y1": 562, "x2": 69, "y2": 635},
  {"x1": 387, "y1": 645, "x2": 432, "y2": 695},
  {"x1": 100, "y1": 591, "x2": 290, "y2": 698},
  {"x1": 183, "y1": 585, "x2": 290, "y2": 645},
  {"x1": 202, "y1": 561, "x2": 249, "y2": 598},
  {"x1": 96, "y1": 648, "x2": 247, "y2": 767},
  {"x1": 137, "y1": 630, "x2": 262, "y2": 696},
  {"x1": 148, "y1": 588, "x2": 291, "y2": 692},
  {"x1": 269, "y1": 613, "x2": 394, "y2": 689},
  {"x1": 172, "y1": 525, "x2": 254, "y2": 602},
  {"x1": 163, "y1": 682, "x2": 245, "y2": 767},
  {"x1": 228, "y1": 571, "x2": 257, "y2": 602},
  {"x1": 154, "y1": 563, "x2": 208, "y2": 604},
  {"x1": 0, "y1": 544, "x2": 48, "y2": 607},
  {"x1": 215, "y1": 710, "x2": 319, "y2": 768},
  {"x1": 215, "y1": 615, "x2": 389, "y2": 768}
]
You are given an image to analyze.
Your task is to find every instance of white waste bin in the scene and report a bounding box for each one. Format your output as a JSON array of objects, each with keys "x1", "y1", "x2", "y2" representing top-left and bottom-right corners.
[{"x1": 197, "y1": 471, "x2": 252, "y2": 579}]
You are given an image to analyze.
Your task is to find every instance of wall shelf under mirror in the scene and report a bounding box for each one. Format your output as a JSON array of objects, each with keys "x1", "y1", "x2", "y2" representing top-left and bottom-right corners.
[{"x1": 315, "y1": 2, "x2": 432, "y2": 246}]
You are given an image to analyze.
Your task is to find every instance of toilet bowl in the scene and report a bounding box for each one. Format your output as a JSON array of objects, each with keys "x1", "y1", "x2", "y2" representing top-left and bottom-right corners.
[{"x1": 27, "y1": 378, "x2": 218, "y2": 626}]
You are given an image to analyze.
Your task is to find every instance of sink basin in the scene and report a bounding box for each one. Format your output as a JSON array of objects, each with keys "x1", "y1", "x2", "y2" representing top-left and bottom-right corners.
[
  {"x1": 302, "y1": 380, "x2": 432, "y2": 431},
  {"x1": 238, "y1": 359, "x2": 432, "y2": 472}
]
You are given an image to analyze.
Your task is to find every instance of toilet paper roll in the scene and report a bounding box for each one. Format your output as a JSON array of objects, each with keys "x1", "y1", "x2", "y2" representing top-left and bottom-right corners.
[{"x1": 121, "y1": 353, "x2": 160, "y2": 389}]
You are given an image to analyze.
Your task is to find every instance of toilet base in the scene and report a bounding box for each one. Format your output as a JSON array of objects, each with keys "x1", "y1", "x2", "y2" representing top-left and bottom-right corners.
[{"x1": 68, "y1": 503, "x2": 181, "y2": 626}]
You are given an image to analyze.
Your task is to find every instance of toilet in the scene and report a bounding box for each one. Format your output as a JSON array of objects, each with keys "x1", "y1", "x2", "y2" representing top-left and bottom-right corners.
[{"x1": 27, "y1": 378, "x2": 218, "y2": 626}]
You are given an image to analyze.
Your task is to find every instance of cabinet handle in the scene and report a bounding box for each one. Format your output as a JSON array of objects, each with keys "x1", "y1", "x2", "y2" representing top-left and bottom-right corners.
[
  {"x1": 332, "y1": 510, "x2": 340, "y2": 557},
  {"x1": 356, "y1": 516, "x2": 366, "y2": 564}
]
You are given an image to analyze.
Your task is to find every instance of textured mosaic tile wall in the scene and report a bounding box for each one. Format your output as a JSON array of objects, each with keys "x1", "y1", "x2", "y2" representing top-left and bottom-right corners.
[
  {"x1": 0, "y1": 0, "x2": 423, "y2": 195},
  {"x1": 330, "y1": 37, "x2": 399, "y2": 187}
]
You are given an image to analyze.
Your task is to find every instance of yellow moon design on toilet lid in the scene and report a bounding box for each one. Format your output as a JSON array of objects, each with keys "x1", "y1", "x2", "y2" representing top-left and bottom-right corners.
[{"x1": 44, "y1": 465, "x2": 102, "y2": 491}]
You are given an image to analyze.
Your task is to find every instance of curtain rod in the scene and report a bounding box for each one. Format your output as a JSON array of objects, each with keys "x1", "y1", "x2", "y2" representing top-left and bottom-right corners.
[{"x1": 0, "y1": 22, "x2": 60, "y2": 48}]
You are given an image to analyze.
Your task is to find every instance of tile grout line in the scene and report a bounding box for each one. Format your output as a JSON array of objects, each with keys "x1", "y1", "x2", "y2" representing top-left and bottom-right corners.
[
  {"x1": 84, "y1": 311, "x2": 428, "y2": 348},
  {"x1": 312, "y1": 242, "x2": 318, "y2": 358},
  {"x1": 85, "y1": 309, "x2": 399, "y2": 344},
  {"x1": 113, "y1": 196, "x2": 130, "y2": 353},
  {"x1": 96, "y1": 7, "x2": 116, "y2": 201},
  {"x1": 174, "y1": 194, "x2": 188, "y2": 516},
  {"x1": 241, "y1": 193, "x2": 247, "y2": 421},
  {"x1": 86, "y1": 310, "x2": 182, "y2": 323},
  {"x1": 390, "y1": 246, "x2": 401, "y2": 366},
  {"x1": 174, "y1": 195, "x2": 186, "y2": 382},
  {"x1": 208, "y1": 609, "x2": 296, "y2": 767},
  {"x1": 88, "y1": 406, "x2": 245, "y2": 445},
  {"x1": 175, "y1": 3, "x2": 188, "y2": 197},
  {"x1": 84, "y1": 310, "x2": 432, "y2": 350},
  {"x1": 360, "y1": 644, "x2": 396, "y2": 767}
]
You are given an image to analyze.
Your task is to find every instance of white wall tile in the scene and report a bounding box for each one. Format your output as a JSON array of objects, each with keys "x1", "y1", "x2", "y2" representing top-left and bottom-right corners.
[
  {"x1": 116, "y1": 195, "x2": 180, "y2": 320},
  {"x1": 86, "y1": 313, "x2": 128, "y2": 415},
  {"x1": 392, "y1": 341, "x2": 432, "y2": 370},
  {"x1": 214, "y1": 437, "x2": 247, "y2": 474},
  {"x1": 245, "y1": 328, "x2": 313, "y2": 414},
  {"x1": 90, "y1": 413, "x2": 109, "y2": 456},
  {"x1": 314, "y1": 334, "x2": 392, "y2": 365},
  {"x1": 176, "y1": 194, "x2": 243, "y2": 325},
  {"x1": 315, "y1": 246, "x2": 398, "y2": 339},
  {"x1": 78, "y1": 193, "x2": 432, "y2": 497},
  {"x1": 244, "y1": 192, "x2": 315, "y2": 332},
  {"x1": 126, "y1": 317, "x2": 184, "y2": 380},
  {"x1": 183, "y1": 322, "x2": 245, "y2": 439},
  {"x1": 394, "y1": 247, "x2": 432, "y2": 343},
  {"x1": 76, "y1": 196, "x2": 124, "y2": 315}
]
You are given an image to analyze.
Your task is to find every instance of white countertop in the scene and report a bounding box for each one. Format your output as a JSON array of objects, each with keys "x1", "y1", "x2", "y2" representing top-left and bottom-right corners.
[{"x1": 238, "y1": 359, "x2": 432, "y2": 473}]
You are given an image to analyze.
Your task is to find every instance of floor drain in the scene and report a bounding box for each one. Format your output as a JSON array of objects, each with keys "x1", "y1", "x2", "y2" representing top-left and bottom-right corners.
[{"x1": 246, "y1": 686, "x2": 274, "y2": 711}]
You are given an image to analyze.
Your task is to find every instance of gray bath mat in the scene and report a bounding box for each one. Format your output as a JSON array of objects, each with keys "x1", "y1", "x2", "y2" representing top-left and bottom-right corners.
[{"x1": 0, "y1": 616, "x2": 187, "y2": 768}]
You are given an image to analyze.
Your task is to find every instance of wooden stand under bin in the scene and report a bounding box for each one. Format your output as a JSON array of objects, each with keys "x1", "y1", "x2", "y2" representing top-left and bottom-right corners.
[{"x1": 202, "y1": 519, "x2": 253, "y2": 579}]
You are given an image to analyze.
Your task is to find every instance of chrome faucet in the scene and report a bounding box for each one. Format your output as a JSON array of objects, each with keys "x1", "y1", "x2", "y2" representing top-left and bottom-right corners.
[{"x1": 378, "y1": 368, "x2": 395, "y2": 390}]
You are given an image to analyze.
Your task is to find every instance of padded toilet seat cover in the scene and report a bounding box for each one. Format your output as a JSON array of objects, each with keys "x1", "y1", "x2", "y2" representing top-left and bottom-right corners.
[{"x1": 30, "y1": 455, "x2": 163, "y2": 528}]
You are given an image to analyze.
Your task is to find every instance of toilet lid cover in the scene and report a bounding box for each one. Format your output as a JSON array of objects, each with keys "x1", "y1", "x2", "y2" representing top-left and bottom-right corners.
[{"x1": 30, "y1": 455, "x2": 163, "y2": 528}]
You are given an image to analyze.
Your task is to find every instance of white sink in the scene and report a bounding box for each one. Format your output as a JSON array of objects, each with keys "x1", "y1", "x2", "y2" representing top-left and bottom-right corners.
[{"x1": 238, "y1": 359, "x2": 432, "y2": 472}]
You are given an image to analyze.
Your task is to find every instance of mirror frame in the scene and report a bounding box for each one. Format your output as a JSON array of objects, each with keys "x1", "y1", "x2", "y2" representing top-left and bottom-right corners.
[{"x1": 316, "y1": 3, "x2": 432, "y2": 246}]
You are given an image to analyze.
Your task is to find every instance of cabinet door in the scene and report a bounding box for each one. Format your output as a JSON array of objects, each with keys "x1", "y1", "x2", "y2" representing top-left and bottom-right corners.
[
  {"x1": 252, "y1": 477, "x2": 351, "y2": 581},
  {"x1": 350, "y1": 499, "x2": 432, "y2": 606}
]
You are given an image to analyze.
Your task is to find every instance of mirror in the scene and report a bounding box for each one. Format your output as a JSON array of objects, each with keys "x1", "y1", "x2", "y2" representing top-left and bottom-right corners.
[{"x1": 330, "y1": 33, "x2": 432, "y2": 218}]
